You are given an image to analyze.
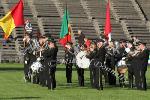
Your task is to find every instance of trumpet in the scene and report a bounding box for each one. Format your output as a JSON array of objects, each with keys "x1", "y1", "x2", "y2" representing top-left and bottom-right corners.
[{"x1": 128, "y1": 49, "x2": 140, "y2": 57}]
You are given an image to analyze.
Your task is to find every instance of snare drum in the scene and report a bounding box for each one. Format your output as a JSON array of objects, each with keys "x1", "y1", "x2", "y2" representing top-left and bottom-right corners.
[{"x1": 117, "y1": 57, "x2": 128, "y2": 74}]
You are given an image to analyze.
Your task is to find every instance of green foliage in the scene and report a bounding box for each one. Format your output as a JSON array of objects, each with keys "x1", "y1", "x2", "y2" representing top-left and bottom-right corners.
[{"x1": 0, "y1": 64, "x2": 150, "y2": 100}]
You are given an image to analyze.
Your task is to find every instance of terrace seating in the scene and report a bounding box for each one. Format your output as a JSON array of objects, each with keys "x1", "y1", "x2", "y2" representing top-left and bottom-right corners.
[
  {"x1": 111, "y1": 0, "x2": 150, "y2": 46},
  {"x1": 136, "y1": 0, "x2": 150, "y2": 20},
  {"x1": 59, "y1": 0, "x2": 98, "y2": 41},
  {"x1": 33, "y1": 0, "x2": 65, "y2": 60},
  {"x1": 0, "y1": 0, "x2": 150, "y2": 62},
  {"x1": 0, "y1": 1, "x2": 19, "y2": 62},
  {"x1": 85, "y1": 0, "x2": 126, "y2": 40},
  {"x1": 6, "y1": 0, "x2": 39, "y2": 50}
]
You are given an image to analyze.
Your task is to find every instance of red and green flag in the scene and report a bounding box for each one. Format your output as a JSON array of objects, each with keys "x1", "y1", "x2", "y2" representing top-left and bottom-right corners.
[
  {"x1": 59, "y1": 9, "x2": 72, "y2": 46},
  {"x1": 0, "y1": 0, "x2": 24, "y2": 39}
]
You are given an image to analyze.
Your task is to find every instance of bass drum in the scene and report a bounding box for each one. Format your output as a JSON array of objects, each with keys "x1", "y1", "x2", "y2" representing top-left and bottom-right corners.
[
  {"x1": 76, "y1": 51, "x2": 90, "y2": 69},
  {"x1": 30, "y1": 58, "x2": 42, "y2": 73}
]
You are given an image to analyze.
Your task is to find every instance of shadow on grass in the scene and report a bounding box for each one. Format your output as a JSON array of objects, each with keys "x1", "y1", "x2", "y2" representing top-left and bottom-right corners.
[
  {"x1": 147, "y1": 82, "x2": 150, "y2": 89},
  {"x1": 56, "y1": 79, "x2": 95, "y2": 91},
  {"x1": 0, "y1": 97, "x2": 41, "y2": 100},
  {"x1": 0, "y1": 68, "x2": 78, "y2": 71},
  {"x1": 0, "y1": 68, "x2": 23, "y2": 71}
]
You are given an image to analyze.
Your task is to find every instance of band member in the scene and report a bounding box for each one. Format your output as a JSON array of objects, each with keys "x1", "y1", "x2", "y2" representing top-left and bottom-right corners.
[
  {"x1": 115, "y1": 39, "x2": 127, "y2": 87},
  {"x1": 38, "y1": 35, "x2": 47, "y2": 86},
  {"x1": 76, "y1": 44, "x2": 87, "y2": 87},
  {"x1": 43, "y1": 38, "x2": 58, "y2": 90},
  {"x1": 65, "y1": 42, "x2": 74, "y2": 84},
  {"x1": 23, "y1": 33, "x2": 36, "y2": 82},
  {"x1": 133, "y1": 42, "x2": 149, "y2": 90},
  {"x1": 126, "y1": 41, "x2": 135, "y2": 88},
  {"x1": 87, "y1": 41, "x2": 103, "y2": 90},
  {"x1": 105, "y1": 41, "x2": 116, "y2": 85},
  {"x1": 49, "y1": 38, "x2": 58, "y2": 89},
  {"x1": 86, "y1": 42, "x2": 97, "y2": 88},
  {"x1": 95, "y1": 39, "x2": 106, "y2": 90}
]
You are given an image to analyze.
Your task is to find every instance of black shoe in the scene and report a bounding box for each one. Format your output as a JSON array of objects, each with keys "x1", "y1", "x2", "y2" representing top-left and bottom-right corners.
[
  {"x1": 129, "y1": 84, "x2": 133, "y2": 88},
  {"x1": 48, "y1": 87, "x2": 54, "y2": 91}
]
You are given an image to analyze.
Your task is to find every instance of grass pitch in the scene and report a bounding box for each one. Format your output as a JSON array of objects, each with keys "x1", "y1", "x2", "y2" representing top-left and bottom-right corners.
[{"x1": 0, "y1": 63, "x2": 150, "y2": 100}]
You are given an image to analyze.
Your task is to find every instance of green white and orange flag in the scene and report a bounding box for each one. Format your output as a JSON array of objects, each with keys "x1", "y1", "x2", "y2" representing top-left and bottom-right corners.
[
  {"x1": 0, "y1": 0, "x2": 24, "y2": 39},
  {"x1": 59, "y1": 9, "x2": 72, "y2": 46}
]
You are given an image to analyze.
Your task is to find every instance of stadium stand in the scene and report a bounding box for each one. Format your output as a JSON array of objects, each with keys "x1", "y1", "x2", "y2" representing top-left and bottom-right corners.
[
  {"x1": 136, "y1": 0, "x2": 150, "y2": 20},
  {"x1": 59, "y1": 0, "x2": 98, "y2": 40},
  {"x1": 6, "y1": 0, "x2": 39, "y2": 50},
  {"x1": 0, "y1": 0, "x2": 19, "y2": 62},
  {"x1": 33, "y1": 0, "x2": 64, "y2": 60},
  {"x1": 110, "y1": 0, "x2": 150, "y2": 46},
  {"x1": 85, "y1": 0, "x2": 126, "y2": 40},
  {"x1": 0, "y1": 0, "x2": 149, "y2": 62}
]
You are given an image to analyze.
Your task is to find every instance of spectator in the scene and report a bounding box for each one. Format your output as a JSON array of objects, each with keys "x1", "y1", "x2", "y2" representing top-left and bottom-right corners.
[
  {"x1": 2, "y1": 39, "x2": 7, "y2": 46},
  {"x1": 7, "y1": 35, "x2": 13, "y2": 43},
  {"x1": 77, "y1": 30, "x2": 85, "y2": 46}
]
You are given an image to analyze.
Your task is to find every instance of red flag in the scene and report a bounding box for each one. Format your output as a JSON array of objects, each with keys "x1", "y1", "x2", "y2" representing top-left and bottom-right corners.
[
  {"x1": 104, "y1": 0, "x2": 111, "y2": 41},
  {"x1": 0, "y1": 0, "x2": 24, "y2": 39}
]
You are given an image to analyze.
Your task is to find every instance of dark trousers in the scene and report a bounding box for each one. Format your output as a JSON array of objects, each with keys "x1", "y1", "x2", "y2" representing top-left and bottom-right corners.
[
  {"x1": 24, "y1": 64, "x2": 30, "y2": 81},
  {"x1": 33, "y1": 73, "x2": 39, "y2": 84},
  {"x1": 135, "y1": 69, "x2": 147, "y2": 90},
  {"x1": 32, "y1": 73, "x2": 39, "y2": 84},
  {"x1": 38, "y1": 70, "x2": 42, "y2": 85},
  {"x1": 128, "y1": 65, "x2": 134, "y2": 88},
  {"x1": 39, "y1": 68, "x2": 46, "y2": 86},
  {"x1": 66, "y1": 63, "x2": 72, "y2": 83},
  {"x1": 108, "y1": 73, "x2": 116, "y2": 85},
  {"x1": 106, "y1": 59, "x2": 116, "y2": 85},
  {"x1": 77, "y1": 67, "x2": 84, "y2": 86},
  {"x1": 89, "y1": 60, "x2": 103, "y2": 90},
  {"x1": 94, "y1": 67, "x2": 103, "y2": 90},
  {"x1": 47, "y1": 66, "x2": 56, "y2": 90},
  {"x1": 89, "y1": 67, "x2": 94, "y2": 88}
]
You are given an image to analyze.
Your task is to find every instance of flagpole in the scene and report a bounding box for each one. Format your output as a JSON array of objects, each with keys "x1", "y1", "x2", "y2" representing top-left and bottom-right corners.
[
  {"x1": 65, "y1": 0, "x2": 68, "y2": 43},
  {"x1": 23, "y1": 20, "x2": 26, "y2": 47},
  {"x1": 22, "y1": 0, "x2": 25, "y2": 48}
]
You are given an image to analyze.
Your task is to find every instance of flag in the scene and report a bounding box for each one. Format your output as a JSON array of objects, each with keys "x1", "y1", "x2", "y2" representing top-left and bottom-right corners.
[
  {"x1": 59, "y1": 9, "x2": 72, "y2": 46},
  {"x1": 0, "y1": 0, "x2": 24, "y2": 39},
  {"x1": 104, "y1": 0, "x2": 111, "y2": 41}
]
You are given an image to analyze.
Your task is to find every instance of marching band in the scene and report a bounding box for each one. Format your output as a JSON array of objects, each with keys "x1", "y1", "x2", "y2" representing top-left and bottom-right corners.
[{"x1": 23, "y1": 32, "x2": 149, "y2": 91}]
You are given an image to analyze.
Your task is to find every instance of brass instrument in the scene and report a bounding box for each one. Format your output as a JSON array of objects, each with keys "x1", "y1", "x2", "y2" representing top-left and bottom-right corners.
[
  {"x1": 130, "y1": 49, "x2": 140, "y2": 57},
  {"x1": 23, "y1": 39, "x2": 34, "y2": 55}
]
